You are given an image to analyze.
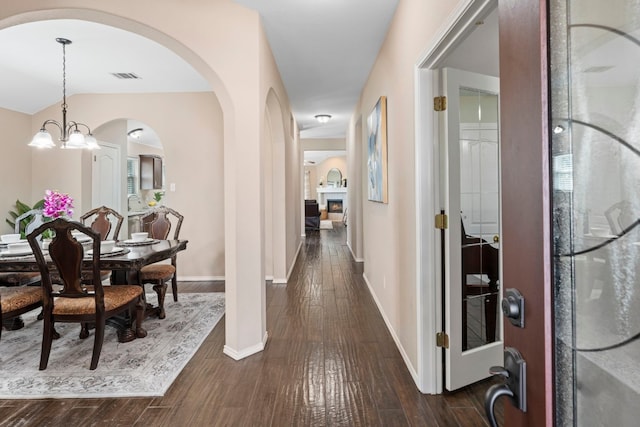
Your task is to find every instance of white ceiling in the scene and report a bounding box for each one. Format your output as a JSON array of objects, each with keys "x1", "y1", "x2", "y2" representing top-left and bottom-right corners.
[
  {"x1": 234, "y1": 0, "x2": 399, "y2": 139},
  {"x1": 0, "y1": 20, "x2": 211, "y2": 116},
  {"x1": 0, "y1": 2, "x2": 399, "y2": 140}
]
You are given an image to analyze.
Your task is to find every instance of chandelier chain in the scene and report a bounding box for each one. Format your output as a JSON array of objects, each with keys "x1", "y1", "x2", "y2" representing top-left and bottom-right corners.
[
  {"x1": 28, "y1": 37, "x2": 97, "y2": 149},
  {"x1": 61, "y1": 41, "x2": 67, "y2": 110}
]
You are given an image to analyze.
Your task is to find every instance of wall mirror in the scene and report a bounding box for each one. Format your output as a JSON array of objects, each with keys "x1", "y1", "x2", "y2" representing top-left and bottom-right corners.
[{"x1": 327, "y1": 168, "x2": 342, "y2": 187}]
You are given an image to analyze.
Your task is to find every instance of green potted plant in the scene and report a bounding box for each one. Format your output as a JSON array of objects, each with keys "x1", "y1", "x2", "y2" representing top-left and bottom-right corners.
[{"x1": 6, "y1": 199, "x2": 44, "y2": 238}]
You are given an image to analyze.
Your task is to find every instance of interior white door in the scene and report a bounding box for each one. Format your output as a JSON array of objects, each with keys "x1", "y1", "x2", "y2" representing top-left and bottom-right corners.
[
  {"x1": 442, "y1": 67, "x2": 503, "y2": 390},
  {"x1": 92, "y1": 142, "x2": 121, "y2": 213}
]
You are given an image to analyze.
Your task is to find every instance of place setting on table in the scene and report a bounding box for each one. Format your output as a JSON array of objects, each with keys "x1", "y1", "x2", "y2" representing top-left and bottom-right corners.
[
  {"x1": 0, "y1": 233, "x2": 35, "y2": 259},
  {"x1": 116, "y1": 231, "x2": 161, "y2": 247}
]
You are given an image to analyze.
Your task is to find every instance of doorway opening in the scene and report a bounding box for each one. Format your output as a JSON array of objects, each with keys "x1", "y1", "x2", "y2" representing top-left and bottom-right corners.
[{"x1": 414, "y1": 0, "x2": 499, "y2": 394}]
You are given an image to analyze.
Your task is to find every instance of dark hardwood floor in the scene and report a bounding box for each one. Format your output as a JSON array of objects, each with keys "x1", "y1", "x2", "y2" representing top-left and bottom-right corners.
[{"x1": 0, "y1": 223, "x2": 502, "y2": 426}]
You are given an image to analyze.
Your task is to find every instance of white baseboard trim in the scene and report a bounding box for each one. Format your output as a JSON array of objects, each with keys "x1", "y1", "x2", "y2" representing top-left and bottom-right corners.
[
  {"x1": 223, "y1": 331, "x2": 269, "y2": 360},
  {"x1": 362, "y1": 272, "x2": 420, "y2": 388},
  {"x1": 272, "y1": 239, "x2": 304, "y2": 284},
  {"x1": 177, "y1": 275, "x2": 225, "y2": 282},
  {"x1": 347, "y1": 242, "x2": 364, "y2": 262},
  {"x1": 288, "y1": 240, "x2": 303, "y2": 280}
]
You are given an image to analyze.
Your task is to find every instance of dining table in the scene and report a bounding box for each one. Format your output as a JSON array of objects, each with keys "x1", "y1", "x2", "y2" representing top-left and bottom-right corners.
[{"x1": 0, "y1": 238, "x2": 188, "y2": 342}]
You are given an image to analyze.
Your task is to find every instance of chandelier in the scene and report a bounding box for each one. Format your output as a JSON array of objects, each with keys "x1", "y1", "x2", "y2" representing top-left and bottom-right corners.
[{"x1": 29, "y1": 38, "x2": 99, "y2": 150}]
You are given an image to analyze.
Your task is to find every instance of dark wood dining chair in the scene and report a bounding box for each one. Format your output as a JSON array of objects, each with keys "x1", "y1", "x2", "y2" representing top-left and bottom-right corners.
[
  {"x1": 80, "y1": 206, "x2": 124, "y2": 241},
  {"x1": 0, "y1": 285, "x2": 42, "y2": 341},
  {"x1": 80, "y1": 206, "x2": 125, "y2": 284},
  {"x1": 139, "y1": 206, "x2": 184, "y2": 319},
  {"x1": 0, "y1": 271, "x2": 42, "y2": 331},
  {"x1": 0, "y1": 209, "x2": 43, "y2": 301},
  {"x1": 27, "y1": 218, "x2": 146, "y2": 370}
]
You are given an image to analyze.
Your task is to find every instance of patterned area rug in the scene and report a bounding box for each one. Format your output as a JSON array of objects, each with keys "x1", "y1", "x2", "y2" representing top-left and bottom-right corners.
[{"x1": 0, "y1": 292, "x2": 224, "y2": 399}]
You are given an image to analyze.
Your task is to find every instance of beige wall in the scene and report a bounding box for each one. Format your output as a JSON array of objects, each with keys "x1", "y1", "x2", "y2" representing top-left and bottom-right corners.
[
  {"x1": 1, "y1": 0, "x2": 297, "y2": 358},
  {"x1": 28, "y1": 92, "x2": 225, "y2": 279},
  {"x1": 349, "y1": 0, "x2": 461, "y2": 387},
  {"x1": 0, "y1": 108, "x2": 33, "y2": 233},
  {"x1": 317, "y1": 156, "x2": 347, "y2": 186}
]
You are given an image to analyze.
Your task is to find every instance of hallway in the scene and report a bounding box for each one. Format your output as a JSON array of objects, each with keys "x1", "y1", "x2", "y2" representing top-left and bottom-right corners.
[{"x1": 0, "y1": 223, "x2": 499, "y2": 426}]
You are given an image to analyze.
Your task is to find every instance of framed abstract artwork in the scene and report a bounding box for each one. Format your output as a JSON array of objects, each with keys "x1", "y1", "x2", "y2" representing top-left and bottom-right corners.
[{"x1": 366, "y1": 96, "x2": 388, "y2": 203}]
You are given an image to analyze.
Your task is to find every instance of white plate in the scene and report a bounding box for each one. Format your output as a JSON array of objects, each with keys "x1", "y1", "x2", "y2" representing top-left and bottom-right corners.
[
  {"x1": 123, "y1": 238, "x2": 155, "y2": 244},
  {"x1": 0, "y1": 239, "x2": 27, "y2": 246},
  {"x1": 0, "y1": 248, "x2": 33, "y2": 256},
  {"x1": 86, "y1": 247, "x2": 127, "y2": 256}
]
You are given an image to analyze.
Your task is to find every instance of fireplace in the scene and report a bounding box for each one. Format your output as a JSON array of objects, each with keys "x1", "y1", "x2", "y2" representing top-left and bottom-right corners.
[{"x1": 327, "y1": 199, "x2": 343, "y2": 213}]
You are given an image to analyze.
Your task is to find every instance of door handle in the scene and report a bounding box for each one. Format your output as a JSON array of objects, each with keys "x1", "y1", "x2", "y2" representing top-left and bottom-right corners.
[{"x1": 484, "y1": 347, "x2": 527, "y2": 427}]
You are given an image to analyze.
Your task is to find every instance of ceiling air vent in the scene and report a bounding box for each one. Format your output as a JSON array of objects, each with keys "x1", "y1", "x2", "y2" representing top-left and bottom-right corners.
[{"x1": 111, "y1": 72, "x2": 141, "y2": 79}]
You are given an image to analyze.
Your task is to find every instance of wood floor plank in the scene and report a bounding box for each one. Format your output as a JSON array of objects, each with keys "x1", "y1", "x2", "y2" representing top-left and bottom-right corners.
[
  {"x1": 450, "y1": 407, "x2": 491, "y2": 427},
  {"x1": 0, "y1": 223, "x2": 498, "y2": 426}
]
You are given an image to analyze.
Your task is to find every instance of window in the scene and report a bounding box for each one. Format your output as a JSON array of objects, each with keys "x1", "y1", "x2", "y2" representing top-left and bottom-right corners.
[{"x1": 127, "y1": 157, "x2": 139, "y2": 195}]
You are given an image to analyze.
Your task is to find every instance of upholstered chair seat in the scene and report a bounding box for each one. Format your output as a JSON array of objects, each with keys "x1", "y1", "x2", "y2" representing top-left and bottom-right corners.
[{"x1": 0, "y1": 286, "x2": 42, "y2": 340}]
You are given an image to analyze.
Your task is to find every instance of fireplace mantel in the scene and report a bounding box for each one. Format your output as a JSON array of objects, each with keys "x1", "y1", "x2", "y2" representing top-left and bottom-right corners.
[
  {"x1": 316, "y1": 187, "x2": 347, "y2": 194},
  {"x1": 315, "y1": 187, "x2": 347, "y2": 220}
]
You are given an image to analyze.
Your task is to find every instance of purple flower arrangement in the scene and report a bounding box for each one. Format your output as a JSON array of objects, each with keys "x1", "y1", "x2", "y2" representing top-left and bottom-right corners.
[{"x1": 43, "y1": 190, "x2": 74, "y2": 219}]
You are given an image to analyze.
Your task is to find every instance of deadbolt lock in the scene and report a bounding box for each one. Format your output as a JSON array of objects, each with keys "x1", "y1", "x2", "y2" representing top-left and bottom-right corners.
[{"x1": 501, "y1": 288, "x2": 525, "y2": 328}]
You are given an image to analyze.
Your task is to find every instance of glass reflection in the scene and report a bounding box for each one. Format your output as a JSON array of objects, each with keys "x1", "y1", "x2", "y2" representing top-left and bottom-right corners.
[{"x1": 459, "y1": 87, "x2": 500, "y2": 351}]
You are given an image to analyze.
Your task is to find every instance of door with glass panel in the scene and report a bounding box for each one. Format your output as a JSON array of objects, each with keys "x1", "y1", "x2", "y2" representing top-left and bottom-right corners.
[
  {"x1": 442, "y1": 67, "x2": 503, "y2": 391},
  {"x1": 550, "y1": 0, "x2": 640, "y2": 425}
]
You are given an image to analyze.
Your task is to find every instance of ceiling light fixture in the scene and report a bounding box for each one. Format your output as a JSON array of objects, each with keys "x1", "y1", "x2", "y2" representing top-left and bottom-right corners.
[
  {"x1": 315, "y1": 114, "x2": 332, "y2": 123},
  {"x1": 128, "y1": 128, "x2": 144, "y2": 139},
  {"x1": 29, "y1": 38, "x2": 99, "y2": 150}
]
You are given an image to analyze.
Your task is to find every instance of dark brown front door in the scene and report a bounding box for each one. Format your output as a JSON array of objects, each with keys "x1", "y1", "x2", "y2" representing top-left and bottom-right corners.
[{"x1": 498, "y1": 0, "x2": 553, "y2": 425}]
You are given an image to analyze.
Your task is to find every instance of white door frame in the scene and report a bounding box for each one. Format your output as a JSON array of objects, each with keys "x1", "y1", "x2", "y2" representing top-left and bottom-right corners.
[{"x1": 414, "y1": 0, "x2": 497, "y2": 394}]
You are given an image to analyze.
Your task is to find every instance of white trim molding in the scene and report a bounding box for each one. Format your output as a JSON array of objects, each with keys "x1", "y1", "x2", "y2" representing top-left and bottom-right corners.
[
  {"x1": 223, "y1": 331, "x2": 269, "y2": 360},
  {"x1": 347, "y1": 241, "x2": 364, "y2": 263},
  {"x1": 362, "y1": 273, "x2": 420, "y2": 388},
  {"x1": 177, "y1": 275, "x2": 225, "y2": 282}
]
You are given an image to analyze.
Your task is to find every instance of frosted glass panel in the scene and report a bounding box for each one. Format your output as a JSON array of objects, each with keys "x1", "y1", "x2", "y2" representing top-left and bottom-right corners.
[{"x1": 551, "y1": 0, "x2": 640, "y2": 425}]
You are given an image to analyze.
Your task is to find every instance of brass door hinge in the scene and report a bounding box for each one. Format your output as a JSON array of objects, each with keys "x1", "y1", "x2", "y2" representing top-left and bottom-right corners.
[
  {"x1": 436, "y1": 332, "x2": 449, "y2": 348},
  {"x1": 434, "y1": 96, "x2": 447, "y2": 111},
  {"x1": 435, "y1": 213, "x2": 448, "y2": 230}
]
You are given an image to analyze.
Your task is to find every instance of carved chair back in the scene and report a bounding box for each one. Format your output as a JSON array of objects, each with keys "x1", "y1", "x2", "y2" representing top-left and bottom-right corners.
[
  {"x1": 80, "y1": 206, "x2": 124, "y2": 241},
  {"x1": 140, "y1": 206, "x2": 183, "y2": 240},
  {"x1": 27, "y1": 219, "x2": 103, "y2": 301}
]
